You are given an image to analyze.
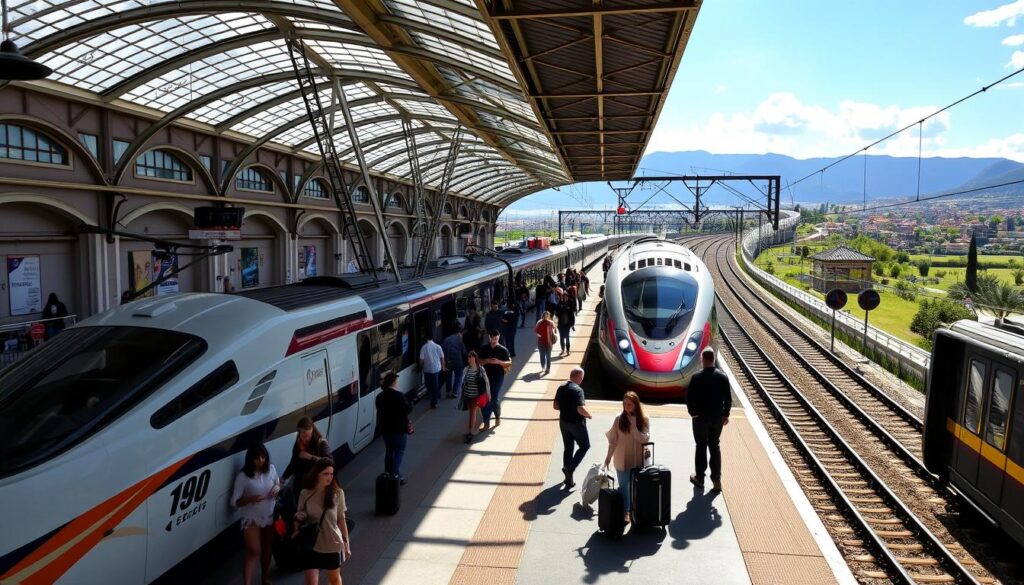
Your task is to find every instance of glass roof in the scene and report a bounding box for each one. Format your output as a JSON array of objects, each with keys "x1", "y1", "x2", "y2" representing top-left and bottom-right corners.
[{"x1": 9, "y1": 0, "x2": 572, "y2": 202}]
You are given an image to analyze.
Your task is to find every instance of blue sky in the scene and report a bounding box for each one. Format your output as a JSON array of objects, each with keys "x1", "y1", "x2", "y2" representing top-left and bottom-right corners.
[{"x1": 508, "y1": 0, "x2": 1024, "y2": 213}]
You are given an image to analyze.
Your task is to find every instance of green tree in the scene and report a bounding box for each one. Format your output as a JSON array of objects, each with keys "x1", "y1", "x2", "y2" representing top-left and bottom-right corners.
[
  {"x1": 967, "y1": 234, "x2": 978, "y2": 292},
  {"x1": 896, "y1": 251, "x2": 910, "y2": 263},
  {"x1": 889, "y1": 263, "x2": 902, "y2": 278},
  {"x1": 917, "y1": 259, "x2": 931, "y2": 277},
  {"x1": 873, "y1": 264, "x2": 884, "y2": 277},
  {"x1": 801, "y1": 245, "x2": 810, "y2": 259},
  {"x1": 1013, "y1": 268, "x2": 1024, "y2": 286},
  {"x1": 1008, "y1": 216, "x2": 1016, "y2": 232},
  {"x1": 911, "y1": 299, "x2": 976, "y2": 341},
  {"x1": 975, "y1": 281, "x2": 1024, "y2": 320}
]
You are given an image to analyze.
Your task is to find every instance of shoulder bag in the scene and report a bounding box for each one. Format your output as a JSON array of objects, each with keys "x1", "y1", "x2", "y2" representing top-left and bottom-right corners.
[
  {"x1": 547, "y1": 323, "x2": 557, "y2": 346},
  {"x1": 296, "y1": 494, "x2": 328, "y2": 552}
]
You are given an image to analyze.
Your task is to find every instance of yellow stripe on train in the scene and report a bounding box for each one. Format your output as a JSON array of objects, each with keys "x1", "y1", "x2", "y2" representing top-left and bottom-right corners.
[{"x1": 946, "y1": 417, "x2": 1024, "y2": 487}]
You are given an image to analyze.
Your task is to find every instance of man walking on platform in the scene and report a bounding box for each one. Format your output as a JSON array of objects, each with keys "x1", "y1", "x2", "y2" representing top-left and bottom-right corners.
[
  {"x1": 686, "y1": 347, "x2": 731, "y2": 492},
  {"x1": 478, "y1": 330, "x2": 512, "y2": 430},
  {"x1": 553, "y1": 367, "x2": 592, "y2": 488},
  {"x1": 419, "y1": 332, "x2": 446, "y2": 409},
  {"x1": 442, "y1": 323, "x2": 466, "y2": 401}
]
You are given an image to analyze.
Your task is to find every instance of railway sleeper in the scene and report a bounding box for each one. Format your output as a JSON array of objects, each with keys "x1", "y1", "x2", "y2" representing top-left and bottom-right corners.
[{"x1": 907, "y1": 573, "x2": 955, "y2": 583}]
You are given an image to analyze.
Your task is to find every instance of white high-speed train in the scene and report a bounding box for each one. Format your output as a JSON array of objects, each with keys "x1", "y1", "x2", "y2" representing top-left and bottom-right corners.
[
  {"x1": 596, "y1": 237, "x2": 718, "y2": 399},
  {"x1": 0, "y1": 233, "x2": 631, "y2": 585}
]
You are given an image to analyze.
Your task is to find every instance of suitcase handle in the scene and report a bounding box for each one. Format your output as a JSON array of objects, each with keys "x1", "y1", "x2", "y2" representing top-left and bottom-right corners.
[{"x1": 642, "y1": 441, "x2": 654, "y2": 465}]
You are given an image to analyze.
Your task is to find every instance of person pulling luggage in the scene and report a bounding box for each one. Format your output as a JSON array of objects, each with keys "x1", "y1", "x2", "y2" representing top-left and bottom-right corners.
[
  {"x1": 602, "y1": 391, "x2": 650, "y2": 525},
  {"x1": 687, "y1": 347, "x2": 731, "y2": 493}
]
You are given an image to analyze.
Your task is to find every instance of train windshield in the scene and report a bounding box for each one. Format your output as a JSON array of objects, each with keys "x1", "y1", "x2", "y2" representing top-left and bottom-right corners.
[
  {"x1": 0, "y1": 327, "x2": 206, "y2": 477},
  {"x1": 620, "y1": 271, "x2": 699, "y2": 340}
]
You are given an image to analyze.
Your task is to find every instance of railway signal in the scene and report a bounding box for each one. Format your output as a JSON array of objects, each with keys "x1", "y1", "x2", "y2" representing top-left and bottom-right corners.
[
  {"x1": 825, "y1": 289, "x2": 848, "y2": 352},
  {"x1": 857, "y1": 289, "x2": 881, "y2": 353}
]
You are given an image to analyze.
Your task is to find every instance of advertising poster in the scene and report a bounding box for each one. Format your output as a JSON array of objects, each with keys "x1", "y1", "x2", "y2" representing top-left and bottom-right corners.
[
  {"x1": 152, "y1": 254, "x2": 179, "y2": 296},
  {"x1": 129, "y1": 250, "x2": 154, "y2": 298},
  {"x1": 241, "y1": 247, "x2": 259, "y2": 288},
  {"x1": 7, "y1": 256, "x2": 41, "y2": 316},
  {"x1": 303, "y1": 245, "x2": 317, "y2": 278}
]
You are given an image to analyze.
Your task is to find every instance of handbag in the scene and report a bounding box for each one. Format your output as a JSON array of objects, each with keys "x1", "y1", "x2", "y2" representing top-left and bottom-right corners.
[
  {"x1": 477, "y1": 392, "x2": 490, "y2": 408},
  {"x1": 295, "y1": 495, "x2": 327, "y2": 552},
  {"x1": 407, "y1": 420, "x2": 415, "y2": 435},
  {"x1": 547, "y1": 325, "x2": 557, "y2": 346}
]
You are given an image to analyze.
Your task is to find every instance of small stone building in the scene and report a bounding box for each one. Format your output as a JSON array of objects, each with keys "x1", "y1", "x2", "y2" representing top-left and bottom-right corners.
[{"x1": 810, "y1": 246, "x2": 874, "y2": 293}]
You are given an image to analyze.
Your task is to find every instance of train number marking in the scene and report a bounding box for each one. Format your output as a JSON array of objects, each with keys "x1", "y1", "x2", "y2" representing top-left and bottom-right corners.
[{"x1": 165, "y1": 470, "x2": 211, "y2": 531}]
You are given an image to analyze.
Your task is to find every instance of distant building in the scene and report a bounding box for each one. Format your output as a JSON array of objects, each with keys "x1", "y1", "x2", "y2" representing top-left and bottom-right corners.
[{"x1": 811, "y1": 246, "x2": 874, "y2": 294}]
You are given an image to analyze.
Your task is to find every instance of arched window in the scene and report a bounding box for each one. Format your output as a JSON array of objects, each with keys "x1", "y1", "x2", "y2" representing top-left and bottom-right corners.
[
  {"x1": 482, "y1": 210, "x2": 491, "y2": 222},
  {"x1": 458, "y1": 205, "x2": 468, "y2": 218},
  {"x1": 0, "y1": 123, "x2": 67, "y2": 165},
  {"x1": 385, "y1": 193, "x2": 403, "y2": 209},
  {"x1": 352, "y1": 185, "x2": 369, "y2": 203},
  {"x1": 443, "y1": 202, "x2": 453, "y2": 216},
  {"x1": 303, "y1": 179, "x2": 329, "y2": 199},
  {"x1": 135, "y1": 149, "x2": 193, "y2": 182},
  {"x1": 236, "y1": 167, "x2": 273, "y2": 192}
]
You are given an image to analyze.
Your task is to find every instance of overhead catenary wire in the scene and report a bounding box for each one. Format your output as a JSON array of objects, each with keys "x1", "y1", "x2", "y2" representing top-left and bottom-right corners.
[
  {"x1": 790, "y1": 65, "x2": 1024, "y2": 189},
  {"x1": 820, "y1": 177, "x2": 1024, "y2": 217}
]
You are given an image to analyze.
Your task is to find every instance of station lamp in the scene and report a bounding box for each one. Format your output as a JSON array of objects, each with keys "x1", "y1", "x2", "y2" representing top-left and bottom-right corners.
[{"x1": 1, "y1": 0, "x2": 52, "y2": 81}]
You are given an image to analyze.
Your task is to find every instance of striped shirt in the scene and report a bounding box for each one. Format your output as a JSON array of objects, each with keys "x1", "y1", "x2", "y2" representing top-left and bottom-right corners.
[{"x1": 462, "y1": 367, "x2": 485, "y2": 400}]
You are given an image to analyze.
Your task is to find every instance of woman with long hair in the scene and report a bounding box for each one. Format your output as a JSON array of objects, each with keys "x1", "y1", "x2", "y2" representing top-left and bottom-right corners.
[
  {"x1": 283, "y1": 417, "x2": 330, "y2": 485},
  {"x1": 231, "y1": 443, "x2": 281, "y2": 585},
  {"x1": 602, "y1": 391, "x2": 651, "y2": 525},
  {"x1": 459, "y1": 351, "x2": 491, "y2": 444},
  {"x1": 294, "y1": 458, "x2": 351, "y2": 585}
]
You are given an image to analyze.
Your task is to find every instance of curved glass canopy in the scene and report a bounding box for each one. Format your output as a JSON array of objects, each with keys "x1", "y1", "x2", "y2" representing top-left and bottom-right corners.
[{"x1": 7, "y1": 0, "x2": 574, "y2": 205}]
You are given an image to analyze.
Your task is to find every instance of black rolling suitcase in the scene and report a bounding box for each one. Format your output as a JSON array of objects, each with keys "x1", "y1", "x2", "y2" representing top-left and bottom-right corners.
[
  {"x1": 598, "y1": 484, "x2": 625, "y2": 539},
  {"x1": 376, "y1": 472, "x2": 401, "y2": 516},
  {"x1": 631, "y1": 442, "x2": 671, "y2": 529}
]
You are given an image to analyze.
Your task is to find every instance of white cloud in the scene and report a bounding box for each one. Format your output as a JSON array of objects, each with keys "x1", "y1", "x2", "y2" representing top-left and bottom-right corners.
[
  {"x1": 1009, "y1": 50, "x2": 1024, "y2": 68},
  {"x1": 714, "y1": 85, "x2": 727, "y2": 94},
  {"x1": 1003, "y1": 33, "x2": 1024, "y2": 45},
  {"x1": 645, "y1": 92, "x2": 1024, "y2": 162},
  {"x1": 964, "y1": 0, "x2": 1024, "y2": 27}
]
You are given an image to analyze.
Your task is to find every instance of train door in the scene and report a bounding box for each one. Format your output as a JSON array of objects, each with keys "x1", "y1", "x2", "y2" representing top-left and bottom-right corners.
[
  {"x1": 301, "y1": 350, "x2": 333, "y2": 438},
  {"x1": 954, "y1": 355, "x2": 988, "y2": 483},
  {"x1": 326, "y1": 335, "x2": 361, "y2": 450},
  {"x1": 978, "y1": 365, "x2": 1014, "y2": 503},
  {"x1": 355, "y1": 331, "x2": 378, "y2": 450},
  {"x1": 441, "y1": 299, "x2": 457, "y2": 333},
  {"x1": 1004, "y1": 375, "x2": 1024, "y2": 529}
]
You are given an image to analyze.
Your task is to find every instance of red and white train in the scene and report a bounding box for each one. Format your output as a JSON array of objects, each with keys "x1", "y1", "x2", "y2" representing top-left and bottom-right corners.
[{"x1": 597, "y1": 237, "x2": 718, "y2": 400}]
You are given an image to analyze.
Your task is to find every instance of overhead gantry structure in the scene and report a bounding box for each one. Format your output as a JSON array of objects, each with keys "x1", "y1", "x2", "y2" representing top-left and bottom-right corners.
[{"x1": 5, "y1": 0, "x2": 700, "y2": 209}]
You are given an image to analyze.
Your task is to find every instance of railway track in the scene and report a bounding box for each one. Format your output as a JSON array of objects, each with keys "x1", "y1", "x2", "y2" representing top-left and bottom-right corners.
[{"x1": 677, "y1": 234, "x2": 997, "y2": 584}]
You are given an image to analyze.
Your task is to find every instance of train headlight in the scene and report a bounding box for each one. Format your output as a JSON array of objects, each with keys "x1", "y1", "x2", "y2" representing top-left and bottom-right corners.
[
  {"x1": 686, "y1": 340, "x2": 698, "y2": 352},
  {"x1": 618, "y1": 338, "x2": 631, "y2": 351},
  {"x1": 680, "y1": 329, "x2": 704, "y2": 367}
]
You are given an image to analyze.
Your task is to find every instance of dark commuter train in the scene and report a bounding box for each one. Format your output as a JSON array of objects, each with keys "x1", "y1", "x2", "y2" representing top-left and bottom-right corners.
[
  {"x1": 924, "y1": 320, "x2": 1024, "y2": 548},
  {"x1": 0, "y1": 233, "x2": 631, "y2": 585},
  {"x1": 596, "y1": 237, "x2": 717, "y2": 400}
]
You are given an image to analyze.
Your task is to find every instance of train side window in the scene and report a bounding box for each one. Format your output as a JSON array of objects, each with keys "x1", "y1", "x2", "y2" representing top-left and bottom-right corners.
[
  {"x1": 151, "y1": 361, "x2": 239, "y2": 428},
  {"x1": 1007, "y1": 379, "x2": 1024, "y2": 463},
  {"x1": 963, "y1": 358, "x2": 988, "y2": 434},
  {"x1": 985, "y1": 367, "x2": 1014, "y2": 451}
]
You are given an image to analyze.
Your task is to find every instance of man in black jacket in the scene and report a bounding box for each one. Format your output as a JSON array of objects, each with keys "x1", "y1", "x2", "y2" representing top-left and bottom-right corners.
[{"x1": 686, "y1": 347, "x2": 731, "y2": 493}]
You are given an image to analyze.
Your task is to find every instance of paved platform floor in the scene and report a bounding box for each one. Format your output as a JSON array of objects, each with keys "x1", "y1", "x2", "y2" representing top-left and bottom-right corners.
[{"x1": 193, "y1": 263, "x2": 851, "y2": 585}]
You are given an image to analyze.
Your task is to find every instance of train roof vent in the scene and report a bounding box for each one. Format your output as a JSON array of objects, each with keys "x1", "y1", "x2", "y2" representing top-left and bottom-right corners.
[
  {"x1": 131, "y1": 300, "x2": 178, "y2": 318},
  {"x1": 499, "y1": 248, "x2": 526, "y2": 255},
  {"x1": 433, "y1": 255, "x2": 471, "y2": 268}
]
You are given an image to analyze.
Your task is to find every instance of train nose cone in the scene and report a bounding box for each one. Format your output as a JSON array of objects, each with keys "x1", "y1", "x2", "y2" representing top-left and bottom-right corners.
[{"x1": 629, "y1": 331, "x2": 683, "y2": 372}]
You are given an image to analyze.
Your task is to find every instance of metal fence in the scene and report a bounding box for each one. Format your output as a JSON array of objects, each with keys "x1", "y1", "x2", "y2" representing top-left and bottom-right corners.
[
  {"x1": 0, "y1": 315, "x2": 78, "y2": 369},
  {"x1": 740, "y1": 214, "x2": 931, "y2": 381}
]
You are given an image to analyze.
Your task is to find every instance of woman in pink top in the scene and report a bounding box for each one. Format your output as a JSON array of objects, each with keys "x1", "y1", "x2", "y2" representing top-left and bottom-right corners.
[{"x1": 602, "y1": 391, "x2": 651, "y2": 524}]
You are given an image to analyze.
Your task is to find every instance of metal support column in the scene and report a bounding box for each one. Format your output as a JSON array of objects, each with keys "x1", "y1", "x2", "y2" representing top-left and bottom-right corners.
[{"x1": 336, "y1": 79, "x2": 402, "y2": 281}]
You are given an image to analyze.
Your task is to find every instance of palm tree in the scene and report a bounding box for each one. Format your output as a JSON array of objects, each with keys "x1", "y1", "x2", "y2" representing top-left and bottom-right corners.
[
  {"x1": 1013, "y1": 268, "x2": 1024, "y2": 286},
  {"x1": 974, "y1": 281, "x2": 1024, "y2": 320}
]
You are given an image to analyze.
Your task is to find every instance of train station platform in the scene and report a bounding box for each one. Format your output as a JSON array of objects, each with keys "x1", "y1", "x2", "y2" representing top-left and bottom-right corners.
[{"x1": 197, "y1": 265, "x2": 855, "y2": 585}]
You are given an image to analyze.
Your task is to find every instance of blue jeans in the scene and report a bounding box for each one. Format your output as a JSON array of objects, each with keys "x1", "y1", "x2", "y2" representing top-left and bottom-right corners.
[
  {"x1": 483, "y1": 373, "x2": 505, "y2": 424},
  {"x1": 615, "y1": 469, "x2": 633, "y2": 512},
  {"x1": 383, "y1": 433, "x2": 407, "y2": 476},
  {"x1": 538, "y1": 345, "x2": 552, "y2": 370},
  {"x1": 558, "y1": 325, "x2": 571, "y2": 352},
  {"x1": 518, "y1": 300, "x2": 528, "y2": 326},
  {"x1": 445, "y1": 366, "x2": 464, "y2": 400},
  {"x1": 536, "y1": 299, "x2": 546, "y2": 321},
  {"x1": 424, "y1": 371, "x2": 441, "y2": 406},
  {"x1": 559, "y1": 420, "x2": 590, "y2": 475}
]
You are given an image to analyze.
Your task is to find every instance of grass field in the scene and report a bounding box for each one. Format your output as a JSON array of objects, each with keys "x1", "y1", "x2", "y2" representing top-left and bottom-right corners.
[
  {"x1": 755, "y1": 244, "x2": 929, "y2": 348},
  {"x1": 908, "y1": 253, "x2": 1024, "y2": 267}
]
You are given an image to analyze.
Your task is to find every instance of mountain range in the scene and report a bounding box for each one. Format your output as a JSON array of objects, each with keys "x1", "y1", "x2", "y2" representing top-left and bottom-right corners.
[{"x1": 509, "y1": 151, "x2": 1024, "y2": 210}]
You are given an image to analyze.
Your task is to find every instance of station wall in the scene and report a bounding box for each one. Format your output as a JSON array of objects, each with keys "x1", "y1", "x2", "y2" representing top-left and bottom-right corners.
[{"x1": 0, "y1": 87, "x2": 500, "y2": 326}]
